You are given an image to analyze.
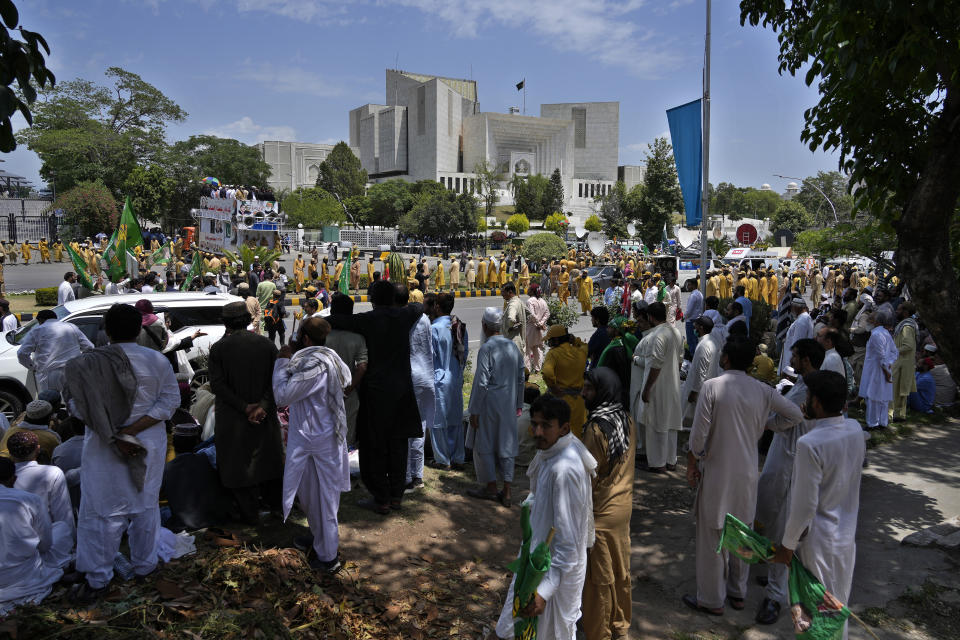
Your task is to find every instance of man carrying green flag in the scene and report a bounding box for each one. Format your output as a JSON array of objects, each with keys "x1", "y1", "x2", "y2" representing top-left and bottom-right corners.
[
  {"x1": 102, "y1": 196, "x2": 144, "y2": 282},
  {"x1": 338, "y1": 248, "x2": 351, "y2": 295},
  {"x1": 65, "y1": 244, "x2": 98, "y2": 293},
  {"x1": 181, "y1": 250, "x2": 202, "y2": 291}
]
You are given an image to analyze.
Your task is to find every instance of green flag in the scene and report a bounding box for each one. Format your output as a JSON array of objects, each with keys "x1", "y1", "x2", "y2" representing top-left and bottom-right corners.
[
  {"x1": 65, "y1": 244, "x2": 97, "y2": 292},
  {"x1": 102, "y1": 197, "x2": 144, "y2": 282},
  {"x1": 148, "y1": 242, "x2": 172, "y2": 267},
  {"x1": 506, "y1": 504, "x2": 554, "y2": 640},
  {"x1": 338, "y1": 249, "x2": 351, "y2": 295},
  {"x1": 181, "y1": 250, "x2": 202, "y2": 291}
]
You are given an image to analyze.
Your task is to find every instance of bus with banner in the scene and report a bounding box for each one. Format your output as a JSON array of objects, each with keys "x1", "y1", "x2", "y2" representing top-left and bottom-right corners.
[{"x1": 192, "y1": 197, "x2": 284, "y2": 253}]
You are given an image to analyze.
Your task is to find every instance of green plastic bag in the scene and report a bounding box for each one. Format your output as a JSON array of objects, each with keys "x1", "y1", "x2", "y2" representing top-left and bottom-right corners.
[
  {"x1": 718, "y1": 514, "x2": 851, "y2": 639},
  {"x1": 506, "y1": 504, "x2": 554, "y2": 640}
]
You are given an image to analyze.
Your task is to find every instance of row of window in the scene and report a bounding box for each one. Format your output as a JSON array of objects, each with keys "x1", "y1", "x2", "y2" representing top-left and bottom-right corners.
[{"x1": 442, "y1": 176, "x2": 477, "y2": 194}]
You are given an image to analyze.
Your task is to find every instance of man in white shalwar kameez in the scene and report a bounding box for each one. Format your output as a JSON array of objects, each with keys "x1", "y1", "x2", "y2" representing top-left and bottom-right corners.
[
  {"x1": 680, "y1": 316, "x2": 721, "y2": 428},
  {"x1": 858, "y1": 310, "x2": 898, "y2": 429},
  {"x1": 65, "y1": 303, "x2": 179, "y2": 603},
  {"x1": 631, "y1": 302, "x2": 683, "y2": 472},
  {"x1": 778, "y1": 297, "x2": 814, "y2": 375},
  {"x1": 493, "y1": 394, "x2": 596, "y2": 640},
  {"x1": 8, "y1": 431, "x2": 75, "y2": 569},
  {"x1": 683, "y1": 336, "x2": 803, "y2": 615},
  {"x1": 774, "y1": 370, "x2": 865, "y2": 640},
  {"x1": 0, "y1": 458, "x2": 71, "y2": 615},
  {"x1": 754, "y1": 338, "x2": 824, "y2": 625},
  {"x1": 405, "y1": 290, "x2": 435, "y2": 489},
  {"x1": 17, "y1": 310, "x2": 94, "y2": 393},
  {"x1": 273, "y1": 317, "x2": 352, "y2": 573},
  {"x1": 816, "y1": 327, "x2": 847, "y2": 377},
  {"x1": 468, "y1": 307, "x2": 524, "y2": 507}
]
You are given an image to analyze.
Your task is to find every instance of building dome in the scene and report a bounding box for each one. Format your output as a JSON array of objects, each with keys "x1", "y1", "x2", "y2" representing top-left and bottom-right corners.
[
  {"x1": 787, "y1": 181, "x2": 799, "y2": 190},
  {"x1": 760, "y1": 183, "x2": 771, "y2": 191}
]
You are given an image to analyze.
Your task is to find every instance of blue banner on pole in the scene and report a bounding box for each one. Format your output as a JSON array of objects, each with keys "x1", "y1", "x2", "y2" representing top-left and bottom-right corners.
[{"x1": 666, "y1": 99, "x2": 703, "y2": 227}]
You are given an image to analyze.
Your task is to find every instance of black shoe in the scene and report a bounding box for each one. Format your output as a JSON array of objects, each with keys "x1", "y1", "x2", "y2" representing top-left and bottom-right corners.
[
  {"x1": 70, "y1": 582, "x2": 109, "y2": 606},
  {"x1": 426, "y1": 460, "x2": 451, "y2": 471},
  {"x1": 405, "y1": 478, "x2": 424, "y2": 492},
  {"x1": 293, "y1": 535, "x2": 313, "y2": 553},
  {"x1": 450, "y1": 462, "x2": 467, "y2": 472},
  {"x1": 309, "y1": 554, "x2": 343, "y2": 574},
  {"x1": 755, "y1": 575, "x2": 769, "y2": 587},
  {"x1": 755, "y1": 597, "x2": 781, "y2": 625}
]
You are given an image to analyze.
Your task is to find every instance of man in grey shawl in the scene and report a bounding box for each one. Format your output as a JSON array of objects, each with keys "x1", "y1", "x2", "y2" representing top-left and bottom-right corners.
[{"x1": 64, "y1": 303, "x2": 179, "y2": 604}]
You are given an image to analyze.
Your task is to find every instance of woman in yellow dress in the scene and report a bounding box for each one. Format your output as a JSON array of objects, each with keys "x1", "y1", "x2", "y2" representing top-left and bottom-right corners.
[
  {"x1": 577, "y1": 272, "x2": 593, "y2": 314},
  {"x1": 558, "y1": 266, "x2": 570, "y2": 304}
]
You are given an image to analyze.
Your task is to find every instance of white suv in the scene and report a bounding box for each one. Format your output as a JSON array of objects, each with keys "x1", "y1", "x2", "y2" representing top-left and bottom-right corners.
[{"x1": 0, "y1": 292, "x2": 241, "y2": 419}]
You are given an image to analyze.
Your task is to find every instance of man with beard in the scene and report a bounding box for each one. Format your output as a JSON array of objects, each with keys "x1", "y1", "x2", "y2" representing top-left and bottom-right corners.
[
  {"x1": 209, "y1": 302, "x2": 283, "y2": 524},
  {"x1": 580, "y1": 368, "x2": 636, "y2": 639},
  {"x1": 326, "y1": 280, "x2": 424, "y2": 514}
]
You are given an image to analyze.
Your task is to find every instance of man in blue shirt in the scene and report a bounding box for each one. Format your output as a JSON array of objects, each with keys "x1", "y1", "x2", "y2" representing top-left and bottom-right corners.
[
  {"x1": 603, "y1": 279, "x2": 624, "y2": 307},
  {"x1": 587, "y1": 306, "x2": 611, "y2": 368},
  {"x1": 734, "y1": 285, "x2": 752, "y2": 325},
  {"x1": 908, "y1": 358, "x2": 937, "y2": 414}
]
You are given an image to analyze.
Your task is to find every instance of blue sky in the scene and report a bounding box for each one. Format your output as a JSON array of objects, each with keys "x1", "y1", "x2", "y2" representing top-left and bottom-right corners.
[{"x1": 5, "y1": 0, "x2": 838, "y2": 192}]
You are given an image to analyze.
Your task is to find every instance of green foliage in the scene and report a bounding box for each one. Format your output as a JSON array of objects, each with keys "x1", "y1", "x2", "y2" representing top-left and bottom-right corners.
[
  {"x1": 52, "y1": 180, "x2": 119, "y2": 237},
  {"x1": 544, "y1": 212, "x2": 568, "y2": 235},
  {"x1": 584, "y1": 214, "x2": 603, "y2": 232},
  {"x1": 22, "y1": 66, "x2": 187, "y2": 196},
  {"x1": 771, "y1": 200, "x2": 813, "y2": 235},
  {"x1": 366, "y1": 180, "x2": 414, "y2": 227},
  {"x1": 343, "y1": 195, "x2": 371, "y2": 226},
  {"x1": 280, "y1": 187, "x2": 346, "y2": 228},
  {"x1": 122, "y1": 164, "x2": 171, "y2": 223},
  {"x1": 474, "y1": 160, "x2": 504, "y2": 218},
  {"x1": 791, "y1": 171, "x2": 854, "y2": 225},
  {"x1": 546, "y1": 297, "x2": 578, "y2": 328},
  {"x1": 511, "y1": 173, "x2": 552, "y2": 221},
  {"x1": 315, "y1": 142, "x2": 366, "y2": 199},
  {"x1": 596, "y1": 181, "x2": 631, "y2": 238},
  {"x1": 523, "y1": 232, "x2": 567, "y2": 265},
  {"x1": 709, "y1": 182, "x2": 782, "y2": 221},
  {"x1": 708, "y1": 237, "x2": 732, "y2": 258},
  {"x1": 0, "y1": 1, "x2": 55, "y2": 152},
  {"x1": 794, "y1": 222, "x2": 896, "y2": 272},
  {"x1": 386, "y1": 252, "x2": 406, "y2": 284},
  {"x1": 403, "y1": 190, "x2": 478, "y2": 241},
  {"x1": 718, "y1": 297, "x2": 773, "y2": 338},
  {"x1": 34, "y1": 287, "x2": 57, "y2": 306},
  {"x1": 546, "y1": 168, "x2": 564, "y2": 213},
  {"x1": 168, "y1": 135, "x2": 270, "y2": 189},
  {"x1": 506, "y1": 213, "x2": 530, "y2": 234},
  {"x1": 636, "y1": 137, "x2": 683, "y2": 249}
]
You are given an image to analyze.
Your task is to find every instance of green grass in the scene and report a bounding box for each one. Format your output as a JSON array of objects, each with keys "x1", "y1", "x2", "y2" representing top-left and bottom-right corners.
[{"x1": 6, "y1": 292, "x2": 42, "y2": 315}]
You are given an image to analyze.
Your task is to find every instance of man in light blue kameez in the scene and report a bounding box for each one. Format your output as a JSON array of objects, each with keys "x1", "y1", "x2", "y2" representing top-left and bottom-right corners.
[
  {"x1": 467, "y1": 307, "x2": 525, "y2": 507},
  {"x1": 428, "y1": 293, "x2": 468, "y2": 470}
]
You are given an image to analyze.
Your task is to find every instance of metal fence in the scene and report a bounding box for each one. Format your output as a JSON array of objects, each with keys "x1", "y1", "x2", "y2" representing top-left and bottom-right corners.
[
  {"x1": 0, "y1": 199, "x2": 59, "y2": 243},
  {"x1": 338, "y1": 228, "x2": 397, "y2": 247}
]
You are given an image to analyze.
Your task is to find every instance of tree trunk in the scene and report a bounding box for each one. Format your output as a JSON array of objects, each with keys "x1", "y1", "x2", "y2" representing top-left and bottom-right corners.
[{"x1": 894, "y1": 83, "x2": 960, "y2": 388}]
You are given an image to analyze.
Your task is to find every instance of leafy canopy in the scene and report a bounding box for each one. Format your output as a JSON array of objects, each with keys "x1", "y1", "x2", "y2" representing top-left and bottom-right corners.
[
  {"x1": 316, "y1": 142, "x2": 367, "y2": 200},
  {"x1": 281, "y1": 187, "x2": 346, "y2": 228},
  {"x1": 506, "y1": 213, "x2": 530, "y2": 235},
  {"x1": 53, "y1": 180, "x2": 119, "y2": 237},
  {"x1": 584, "y1": 214, "x2": 603, "y2": 232},
  {"x1": 522, "y1": 232, "x2": 567, "y2": 265}
]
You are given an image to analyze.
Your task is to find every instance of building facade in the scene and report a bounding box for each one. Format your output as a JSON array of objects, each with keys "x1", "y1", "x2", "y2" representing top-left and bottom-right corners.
[{"x1": 258, "y1": 141, "x2": 339, "y2": 193}]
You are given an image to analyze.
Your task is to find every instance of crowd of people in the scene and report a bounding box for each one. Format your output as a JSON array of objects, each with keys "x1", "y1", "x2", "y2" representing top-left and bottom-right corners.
[{"x1": 1, "y1": 237, "x2": 957, "y2": 640}]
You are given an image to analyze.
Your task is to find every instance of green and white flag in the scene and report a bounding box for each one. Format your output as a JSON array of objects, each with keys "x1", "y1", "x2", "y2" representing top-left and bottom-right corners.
[
  {"x1": 65, "y1": 244, "x2": 97, "y2": 292},
  {"x1": 180, "y1": 250, "x2": 202, "y2": 291},
  {"x1": 338, "y1": 248, "x2": 351, "y2": 295},
  {"x1": 148, "y1": 241, "x2": 172, "y2": 267},
  {"x1": 102, "y1": 197, "x2": 144, "y2": 282}
]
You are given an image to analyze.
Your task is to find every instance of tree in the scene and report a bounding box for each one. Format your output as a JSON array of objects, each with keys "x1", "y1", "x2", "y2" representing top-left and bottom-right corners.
[
  {"x1": 545, "y1": 168, "x2": 564, "y2": 213},
  {"x1": 404, "y1": 190, "x2": 477, "y2": 242},
  {"x1": 595, "y1": 181, "x2": 630, "y2": 238},
  {"x1": 123, "y1": 165, "x2": 171, "y2": 223},
  {"x1": 741, "y1": 0, "x2": 960, "y2": 385},
  {"x1": 584, "y1": 214, "x2": 603, "y2": 232},
  {"x1": 280, "y1": 187, "x2": 346, "y2": 228},
  {"x1": 771, "y1": 200, "x2": 813, "y2": 235},
  {"x1": 792, "y1": 171, "x2": 854, "y2": 226},
  {"x1": 636, "y1": 137, "x2": 683, "y2": 250},
  {"x1": 21, "y1": 67, "x2": 187, "y2": 195},
  {"x1": 366, "y1": 180, "x2": 414, "y2": 227},
  {"x1": 52, "y1": 180, "x2": 119, "y2": 237},
  {"x1": 0, "y1": 1, "x2": 56, "y2": 151},
  {"x1": 794, "y1": 222, "x2": 896, "y2": 274},
  {"x1": 740, "y1": 188, "x2": 782, "y2": 220},
  {"x1": 544, "y1": 212, "x2": 568, "y2": 236},
  {"x1": 506, "y1": 213, "x2": 530, "y2": 235},
  {"x1": 474, "y1": 160, "x2": 503, "y2": 219},
  {"x1": 708, "y1": 237, "x2": 732, "y2": 259},
  {"x1": 316, "y1": 141, "x2": 366, "y2": 199},
  {"x1": 522, "y1": 232, "x2": 567, "y2": 265}
]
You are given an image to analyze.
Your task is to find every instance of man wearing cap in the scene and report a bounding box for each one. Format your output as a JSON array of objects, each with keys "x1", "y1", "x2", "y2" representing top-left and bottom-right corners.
[
  {"x1": 208, "y1": 301, "x2": 283, "y2": 524},
  {"x1": 18, "y1": 309, "x2": 94, "y2": 394},
  {"x1": 890, "y1": 302, "x2": 918, "y2": 422},
  {"x1": 681, "y1": 316, "x2": 721, "y2": 427},
  {"x1": 542, "y1": 324, "x2": 588, "y2": 438},
  {"x1": 64, "y1": 303, "x2": 179, "y2": 603},
  {"x1": 8, "y1": 431, "x2": 75, "y2": 553},
  {"x1": 273, "y1": 317, "x2": 352, "y2": 573},
  {"x1": 859, "y1": 309, "x2": 899, "y2": 430},
  {"x1": 0, "y1": 457, "x2": 72, "y2": 615},
  {"x1": 467, "y1": 306, "x2": 524, "y2": 507},
  {"x1": 58, "y1": 272, "x2": 77, "y2": 305},
  {"x1": 0, "y1": 400, "x2": 61, "y2": 463},
  {"x1": 778, "y1": 297, "x2": 814, "y2": 376},
  {"x1": 236, "y1": 282, "x2": 262, "y2": 333}
]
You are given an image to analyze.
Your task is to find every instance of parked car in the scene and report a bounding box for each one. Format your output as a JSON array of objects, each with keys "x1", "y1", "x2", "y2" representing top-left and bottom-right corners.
[
  {"x1": 583, "y1": 264, "x2": 618, "y2": 292},
  {"x1": 0, "y1": 292, "x2": 241, "y2": 419}
]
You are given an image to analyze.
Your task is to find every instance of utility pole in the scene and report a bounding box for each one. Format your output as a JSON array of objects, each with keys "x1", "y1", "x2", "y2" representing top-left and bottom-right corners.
[{"x1": 698, "y1": 0, "x2": 712, "y2": 295}]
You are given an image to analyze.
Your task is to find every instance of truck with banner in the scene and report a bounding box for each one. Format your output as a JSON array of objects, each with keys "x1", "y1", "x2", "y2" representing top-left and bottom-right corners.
[{"x1": 192, "y1": 196, "x2": 284, "y2": 253}]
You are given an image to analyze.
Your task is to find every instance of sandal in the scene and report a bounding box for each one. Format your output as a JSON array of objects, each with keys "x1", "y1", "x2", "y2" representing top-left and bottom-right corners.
[
  {"x1": 204, "y1": 528, "x2": 242, "y2": 547},
  {"x1": 682, "y1": 593, "x2": 723, "y2": 616},
  {"x1": 466, "y1": 488, "x2": 500, "y2": 502},
  {"x1": 498, "y1": 491, "x2": 512, "y2": 508},
  {"x1": 727, "y1": 596, "x2": 745, "y2": 610}
]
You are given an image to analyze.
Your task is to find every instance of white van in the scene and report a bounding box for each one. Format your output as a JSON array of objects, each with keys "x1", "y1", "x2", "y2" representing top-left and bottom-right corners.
[
  {"x1": 0, "y1": 292, "x2": 240, "y2": 419},
  {"x1": 644, "y1": 255, "x2": 724, "y2": 288}
]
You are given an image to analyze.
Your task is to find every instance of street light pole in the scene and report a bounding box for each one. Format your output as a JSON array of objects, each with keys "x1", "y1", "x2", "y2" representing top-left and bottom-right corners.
[
  {"x1": 698, "y1": 0, "x2": 711, "y2": 295},
  {"x1": 774, "y1": 173, "x2": 838, "y2": 224}
]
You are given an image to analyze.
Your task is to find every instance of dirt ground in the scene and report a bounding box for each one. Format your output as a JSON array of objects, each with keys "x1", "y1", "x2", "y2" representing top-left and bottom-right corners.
[{"x1": 4, "y1": 413, "x2": 958, "y2": 640}]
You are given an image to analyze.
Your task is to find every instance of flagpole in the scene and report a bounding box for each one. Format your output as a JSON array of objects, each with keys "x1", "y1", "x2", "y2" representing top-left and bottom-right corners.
[
  {"x1": 523, "y1": 77, "x2": 526, "y2": 115},
  {"x1": 698, "y1": 0, "x2": 711, "y2": 296}
]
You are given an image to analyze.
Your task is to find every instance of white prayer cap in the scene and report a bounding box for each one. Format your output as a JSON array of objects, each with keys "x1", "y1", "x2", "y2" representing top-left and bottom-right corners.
[
  {"x1": 482, "y1": 306, "x2": 503, "y2": 327},
  {"x1": 924, "y1": 344, "x2": 938, "y2": 353}
]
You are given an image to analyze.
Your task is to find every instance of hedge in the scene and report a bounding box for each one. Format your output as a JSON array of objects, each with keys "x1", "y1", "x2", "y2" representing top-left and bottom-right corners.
[{"x1": 35, "y1": 287, "x2": 57, "y2": 306}]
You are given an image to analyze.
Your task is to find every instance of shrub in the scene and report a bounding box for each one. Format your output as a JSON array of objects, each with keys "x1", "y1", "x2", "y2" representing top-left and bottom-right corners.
[
  {"x1": 523, "y1": 232, "x2": 567, "y2": 265},
  {"x1": 547, "y1": 297, "x2": 578, "y2": 328},
  {"x1": 35, "y1": 288, "x2": 58, "y2": 306}
]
